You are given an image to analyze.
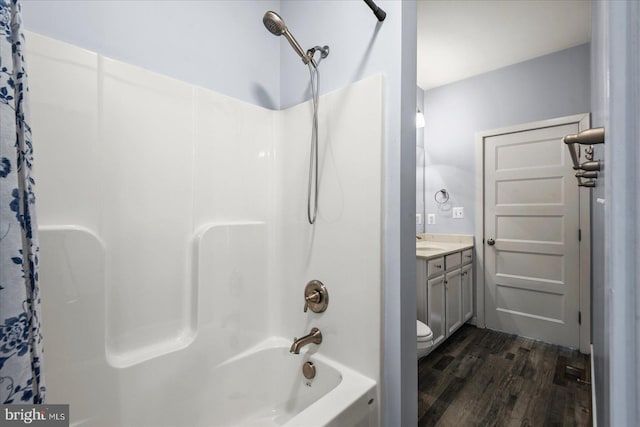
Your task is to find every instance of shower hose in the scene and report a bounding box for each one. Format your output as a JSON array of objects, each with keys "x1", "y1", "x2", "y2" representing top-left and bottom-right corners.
[{"x1": 306, "y1": 55, "x2": 322, "y2": 225}]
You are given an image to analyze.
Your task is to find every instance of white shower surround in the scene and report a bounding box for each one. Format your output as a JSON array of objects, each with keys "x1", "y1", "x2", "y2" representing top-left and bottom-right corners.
[{"x1": 28, "y1": 32, "x2": 382, "y2": 426}]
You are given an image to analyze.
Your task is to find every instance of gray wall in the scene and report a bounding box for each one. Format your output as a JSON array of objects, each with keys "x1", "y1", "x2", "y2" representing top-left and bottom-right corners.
[
  {"x1": 421, "y1": 43, "x2": 590, "y2": 235},
  {"x1": 280, "y1": 1, "x2": 404, "y2": 109},
  {"x1": 593, "y1": 1, "x2": 640, "y2": 426},
  {"x1": 21, "y1": 0, "x2": 281, "y2": 109},
  {"x1": 590, "y1": 2, "x2": 608, "y2": 425},
  {"x1": 416, "y1": 87, "x2": 425, "y2": 234}
]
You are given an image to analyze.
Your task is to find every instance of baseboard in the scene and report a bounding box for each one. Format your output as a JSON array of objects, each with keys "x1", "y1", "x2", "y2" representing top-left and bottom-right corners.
[{"x1": 590, "y1": 344, "x2": 597, "y2": 427}]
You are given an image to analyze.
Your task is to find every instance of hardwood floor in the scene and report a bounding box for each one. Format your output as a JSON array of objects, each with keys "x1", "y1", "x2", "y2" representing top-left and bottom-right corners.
[{"x1": 418, "y1": 325, "x2": 592, "y2": 427}]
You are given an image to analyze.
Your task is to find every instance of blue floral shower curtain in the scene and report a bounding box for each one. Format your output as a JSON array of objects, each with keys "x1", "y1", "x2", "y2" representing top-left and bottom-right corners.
[{"x1": 0, "y1": 0, "x2": 45, "y2": 404}]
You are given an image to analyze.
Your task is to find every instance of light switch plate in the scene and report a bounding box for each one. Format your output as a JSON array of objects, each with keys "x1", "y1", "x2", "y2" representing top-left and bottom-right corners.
[
  {"x1": 416, "y1": 213, "x2": 423, "y2": 225},
  {"x1": 452, "y1": 207, "x2": 464, "y2": 219},
  {"x1": 427, "y1": 213, "x2": 436, "y2": 224}
]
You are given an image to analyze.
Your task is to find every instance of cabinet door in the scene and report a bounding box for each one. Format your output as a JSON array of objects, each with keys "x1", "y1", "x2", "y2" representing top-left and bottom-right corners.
[
  {"x1": 461, "y1": 263, "x2": 473, "y2": 322},
  {"x1": 445, "y1": 269, "x2": 462, "y2": 335},
  {"x1": 417, "y1": 260, "x2": 427, "y2": 323},
  {"x1": 427, "y1": 274, "x2": 446, "y2": 347}
]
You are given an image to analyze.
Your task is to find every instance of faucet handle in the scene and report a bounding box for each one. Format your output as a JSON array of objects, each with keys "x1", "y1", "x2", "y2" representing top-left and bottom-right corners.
[
  {"x1": 304, "y1": 280, "x2": 329, "y2": 313},
  {"x1": 304, "y1": 291, "x2": 321, "y2": 312}
]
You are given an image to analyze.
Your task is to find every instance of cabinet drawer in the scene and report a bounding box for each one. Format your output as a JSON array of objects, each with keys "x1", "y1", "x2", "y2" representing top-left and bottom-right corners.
[
  {"x1": 427, "y1": 257, "x2": 445, "y2": 278},
  {"x1": 445, "y1": 252, "x2": 461, "y2": 270},
  {"x1": 462, "y1": 249, "x2": 473, "y2": 265}
]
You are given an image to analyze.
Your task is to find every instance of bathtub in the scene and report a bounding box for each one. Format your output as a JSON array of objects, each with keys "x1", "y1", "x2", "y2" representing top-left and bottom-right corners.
[
  {"x1": 202, "y1": 338, "x2": 377, "y2": 427},
  {"x1": 53, "y1": 337, "x2": 377, "y2": 427},
  {"x1": 111, "y1": 338, "x2": 378, "y2": 427},
  {"x1": 39, "y1": 227, "x2": 378, "y2": 427},
  {"x1": 59, "y1": 338, "x2": 376, "y2": 427}
]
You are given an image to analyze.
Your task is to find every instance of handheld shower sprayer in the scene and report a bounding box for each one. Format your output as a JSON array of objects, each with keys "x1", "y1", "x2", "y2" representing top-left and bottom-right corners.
[
  {"x1": 262, "y1": 11, "x2": 329, "y2": 225},
  {"x1": 263, "y1": 11, "x2": 315, "y2": 67}
]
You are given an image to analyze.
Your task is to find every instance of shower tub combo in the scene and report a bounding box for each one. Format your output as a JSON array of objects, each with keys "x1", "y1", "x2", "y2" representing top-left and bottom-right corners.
[
  {"x1": 39, "y1": 225, "x2": 377, "y2": 427},
  {"x1": 30, "y1": 21, "x2": 383, "y2": 427}
]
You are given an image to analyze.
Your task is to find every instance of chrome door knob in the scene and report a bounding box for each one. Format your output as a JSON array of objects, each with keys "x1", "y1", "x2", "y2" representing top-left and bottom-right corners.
[{"x1": 487, "y1": 238, "x2": 495, "y2": 246}]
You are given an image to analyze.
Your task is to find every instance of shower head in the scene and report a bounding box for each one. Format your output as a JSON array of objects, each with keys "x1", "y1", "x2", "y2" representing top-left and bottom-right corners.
[
  {"x1": 263, "y1": 11, "x2": 313, "y2": 66},
  {"x1": 263, "y1": 11, "x2": 286, "y2": 36}
]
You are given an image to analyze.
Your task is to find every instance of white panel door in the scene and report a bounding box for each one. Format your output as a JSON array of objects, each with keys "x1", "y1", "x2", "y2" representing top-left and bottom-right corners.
[{"x1": 484, "y1": 122, "x2": 581, "y2": 348}]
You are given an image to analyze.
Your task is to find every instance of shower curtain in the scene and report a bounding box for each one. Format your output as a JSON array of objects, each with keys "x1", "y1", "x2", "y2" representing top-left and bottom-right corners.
[{"x1": 0, "y1": 0, "x2": 45, "y2": 404}]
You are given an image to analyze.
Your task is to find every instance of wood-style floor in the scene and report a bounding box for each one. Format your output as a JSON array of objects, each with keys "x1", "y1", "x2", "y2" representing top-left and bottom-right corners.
[{"x1": 418, "y1": 325, "x2": 592, "y2": 427}]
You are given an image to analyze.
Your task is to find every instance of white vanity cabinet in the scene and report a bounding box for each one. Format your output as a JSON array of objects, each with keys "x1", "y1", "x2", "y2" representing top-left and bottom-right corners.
[{"x1": 417, "y1": 245, "x2": 474, "y2": 353}]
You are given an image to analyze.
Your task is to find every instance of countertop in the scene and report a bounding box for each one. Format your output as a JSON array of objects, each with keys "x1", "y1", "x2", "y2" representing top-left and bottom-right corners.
[{"x1": 416, "y1": 233, "x2": 474, "y2": 260}]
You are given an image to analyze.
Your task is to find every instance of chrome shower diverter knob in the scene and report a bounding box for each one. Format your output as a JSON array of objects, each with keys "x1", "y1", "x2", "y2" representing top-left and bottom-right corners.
[{"x1": 304, "y1": 280, "x2": 329, "y2": 313}]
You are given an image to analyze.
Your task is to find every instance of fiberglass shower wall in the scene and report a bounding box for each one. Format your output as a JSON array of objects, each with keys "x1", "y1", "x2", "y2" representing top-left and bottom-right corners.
[
  {"x1": 29, "y1": 31, "x2": 273, "y2": 423},
  {"x1": 28, "y1": 31, "x2": 382, "y2": 425}
]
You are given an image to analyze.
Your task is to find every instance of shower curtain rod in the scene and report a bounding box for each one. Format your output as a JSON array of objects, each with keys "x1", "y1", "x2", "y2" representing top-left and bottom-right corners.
[{"x1": 363, "y1": 0, "x2": 386, "y2": 22}]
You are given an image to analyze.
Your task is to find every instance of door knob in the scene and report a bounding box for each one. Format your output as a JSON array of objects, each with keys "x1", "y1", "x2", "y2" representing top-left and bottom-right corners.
[{"x1": 487, "y1": 238, "x2": 495, "y2": 246}]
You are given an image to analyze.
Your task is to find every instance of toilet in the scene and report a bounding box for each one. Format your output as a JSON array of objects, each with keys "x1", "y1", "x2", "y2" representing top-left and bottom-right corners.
[{"x1": 417, "y1": 320, "x2": 434, "y2": 360}]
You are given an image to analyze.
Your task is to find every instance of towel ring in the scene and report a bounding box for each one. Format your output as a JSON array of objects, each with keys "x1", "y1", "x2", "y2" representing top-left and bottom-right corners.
[{"x1": 434, "y1": 189, "x2": 449, "y2": 204}]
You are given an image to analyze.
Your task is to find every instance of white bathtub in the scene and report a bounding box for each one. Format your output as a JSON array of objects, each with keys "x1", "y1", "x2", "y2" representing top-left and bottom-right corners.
[
  {"x1": 203, "y1": 338, "x2": 377, "y2": 426},
  {"x1": 112, "y1": 338, "x2": 377, "y2": 427},
  {"x1": 39, "y1": 227, "x2": 378, "y2": 427}
]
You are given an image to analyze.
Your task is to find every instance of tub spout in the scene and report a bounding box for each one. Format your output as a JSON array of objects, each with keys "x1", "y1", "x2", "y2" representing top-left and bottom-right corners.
[{"x1": 290, "y1": 327, "x2": 322, "y2": 354}]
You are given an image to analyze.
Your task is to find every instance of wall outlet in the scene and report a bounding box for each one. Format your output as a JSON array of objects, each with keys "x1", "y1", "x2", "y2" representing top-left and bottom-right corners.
[
  {"x1": 416, "y1": 213, "x2": 423, "y2": 225},
  {"x1": 452, "y1": 207, "x2": 464, "y2": 219},
  {"x1": 427, "y1": 213, "x2": 436, "y2": 225}
]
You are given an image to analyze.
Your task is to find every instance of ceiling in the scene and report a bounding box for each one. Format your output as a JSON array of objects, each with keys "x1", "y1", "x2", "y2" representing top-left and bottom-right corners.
[{"x1": 417, "y1": 0, "x2": 591, "y2": 90}]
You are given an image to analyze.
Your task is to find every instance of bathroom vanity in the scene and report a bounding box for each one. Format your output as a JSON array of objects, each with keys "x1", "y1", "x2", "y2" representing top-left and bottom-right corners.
[{"x1": 416, "y1": 234, "x2": 474, "y2": 352}]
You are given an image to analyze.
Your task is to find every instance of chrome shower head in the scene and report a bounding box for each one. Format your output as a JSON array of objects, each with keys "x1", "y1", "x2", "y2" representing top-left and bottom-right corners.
[{"x1": 263, "y1": 11, "x2": 312, "y2": 66}]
